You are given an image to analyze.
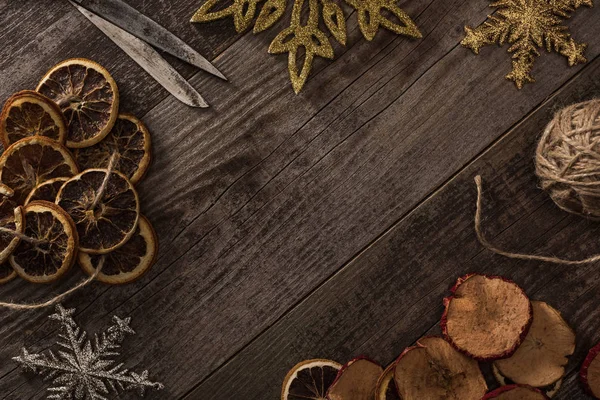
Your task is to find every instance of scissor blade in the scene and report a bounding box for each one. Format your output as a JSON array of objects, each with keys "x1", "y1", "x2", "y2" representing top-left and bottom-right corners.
[
  {"x1": 71, "y1": 1, "x2": 208, "y2": 108},
  {"x1": 76, "y1": 0, "x2": 226, "y2": 80}
]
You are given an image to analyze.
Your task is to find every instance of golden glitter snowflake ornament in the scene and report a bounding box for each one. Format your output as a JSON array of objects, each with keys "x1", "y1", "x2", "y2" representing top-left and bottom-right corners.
[
  {"x1": 191, "y1": 0, "x2": 421, "y2": 93},
  {"x1": 462, "y1": 0, "x2": 592, "y2": 89}
]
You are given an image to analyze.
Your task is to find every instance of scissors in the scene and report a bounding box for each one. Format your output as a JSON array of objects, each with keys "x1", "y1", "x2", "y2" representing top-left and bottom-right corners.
[{"x1": 69, "y1": 0, "x2": 227, "y2": 108}]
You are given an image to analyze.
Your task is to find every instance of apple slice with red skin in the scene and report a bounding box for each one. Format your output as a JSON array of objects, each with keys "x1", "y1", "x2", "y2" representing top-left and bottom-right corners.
[
  {"x1": 482, "y1": 385, "x2": 548, "y2": 400},
  {"x1": 326, "y1": 357, "x2": 383, "y2": 400},
  {"x1": 492, "y1": 301, "x2": 575, "y2": 397},
  {"x1": 581, "y1": 342, "x2": 600, "y2": 399},
  {"x1": 375, "y1": 362, "x2": 400, "y2": 400},
  {"x1": 394, "y1": 336, "x2": 487, "y2": 400},
  {"x1": 442, "y1": 274, "x2": 533, "y2": 361}
]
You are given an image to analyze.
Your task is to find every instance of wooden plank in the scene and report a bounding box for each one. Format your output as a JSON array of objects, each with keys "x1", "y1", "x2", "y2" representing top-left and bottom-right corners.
[
  {"x1": 189, "y1": 58, "x2": 600, "y2": 399},
  {"x1": 0, "y1": 0, "x2": 239, "y2": 117},
  {"x1": 0, "y1": 0, "x2": 598, "y2": 399}
]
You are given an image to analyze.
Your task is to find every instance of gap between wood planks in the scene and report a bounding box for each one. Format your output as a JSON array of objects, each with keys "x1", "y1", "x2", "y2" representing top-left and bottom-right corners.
[{"x1": 179, "y1": 52, "x2": 600, "y2": 400}]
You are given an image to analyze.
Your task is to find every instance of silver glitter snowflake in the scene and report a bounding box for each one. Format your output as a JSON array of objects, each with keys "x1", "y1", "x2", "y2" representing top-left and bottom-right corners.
[{"x1": 13, "y1": 304, "x2": 164, "y2": 400}]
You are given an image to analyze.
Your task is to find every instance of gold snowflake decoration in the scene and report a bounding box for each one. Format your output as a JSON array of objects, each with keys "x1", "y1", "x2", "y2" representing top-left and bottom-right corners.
[
  {"x1": 461, "y1": 0, "x2": 592, "y2": 88},
  {"x1": 191, "y1": 0, "x2": 422, "y2": 93}
]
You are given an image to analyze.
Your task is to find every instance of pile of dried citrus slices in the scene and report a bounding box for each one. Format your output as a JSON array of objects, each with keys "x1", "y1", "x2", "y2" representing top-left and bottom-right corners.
[
  {"x1": 0, "y1": 58, "x2": 156, "y2": 286},
  {"x1": 281, "y1": 273, "x2": 589, "y2": 400}
]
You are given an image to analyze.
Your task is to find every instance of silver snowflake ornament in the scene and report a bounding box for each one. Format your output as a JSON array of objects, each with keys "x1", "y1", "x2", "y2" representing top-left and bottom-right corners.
[{"x1": 13, "y1": 304, "x2": 164, "y2": 400}]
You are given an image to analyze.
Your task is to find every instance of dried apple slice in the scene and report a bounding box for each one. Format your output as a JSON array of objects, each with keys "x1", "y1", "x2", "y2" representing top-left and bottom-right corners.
[
  {"x1": 0, "y1": 90, "x2": 67, "y2": 147},
  {"x1": 74, "y1": 114, "x2": 151, "y2": 184},
  {"x1": 441, "y1": 274, "x2": 532, "y2": 361},
  {"x1": 56, "y1": 168, "x2": 139, "y2": 254},
  {"x1": 327, "y1": 357, "x2": 383, "y2": 400},
  {"x1": 10, "y1": 201, "x2": 78, "y2": 283},
  {"x1": 375, "y1": 362, "x2": 400, "y2": 400},
  {"x1": 581, "y1": 342, "x2": 600, "y2": 399},
  {"x1": 0, "y1": 261, "x2": 16, "y2": 284},
  {"x1": 394, "y1": 336, "x2": 487, "y2": 399},
  {"x1": 37, "y1": 58, "x2": 119, "y2": 148},
  {"x1": 482, "y1": 385, "x2": 548, "y2": 399},
  {"x1": 493, "y1": 301, "x2": 574, "y2": 395},
  {"x1": 24, "y1": 177, "x2": 69, "y2": 205},
  {"x1": 0, "y1": 136, "x2": 78, "y2": 204},
  {"x1": 493, "y1": 365, "x2": 562, "y2": 398},
  {"x1": 281, "y1": 359, "x2": 341, "y2": 400},
  {"x1": 78, "y1": 214, "x2": 157, "y2": 284}
]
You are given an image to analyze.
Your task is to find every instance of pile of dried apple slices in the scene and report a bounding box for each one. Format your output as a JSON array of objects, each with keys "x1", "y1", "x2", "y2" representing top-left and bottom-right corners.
[
  {"x1": 0, "y1": 58, "x2": 156, "y2": 286},
  {"x1": 281, "y1": 274, "x2": 584, "y2": 400}
]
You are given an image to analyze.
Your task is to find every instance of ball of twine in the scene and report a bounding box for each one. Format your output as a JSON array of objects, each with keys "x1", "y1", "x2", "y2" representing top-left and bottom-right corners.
[{"x1": 536, "y1": 99, "x2": 600, "y2": 220}]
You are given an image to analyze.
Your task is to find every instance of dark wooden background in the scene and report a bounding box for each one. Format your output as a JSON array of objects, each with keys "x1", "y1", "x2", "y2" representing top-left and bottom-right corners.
[{"x1": 0, "y1": 0, "x2": 599, "y2": 398}]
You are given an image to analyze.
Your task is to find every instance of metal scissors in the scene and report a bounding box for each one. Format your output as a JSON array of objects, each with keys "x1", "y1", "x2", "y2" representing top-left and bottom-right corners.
[{"x1": 69, "y1": 0, "x2": 227, "y2": 108}]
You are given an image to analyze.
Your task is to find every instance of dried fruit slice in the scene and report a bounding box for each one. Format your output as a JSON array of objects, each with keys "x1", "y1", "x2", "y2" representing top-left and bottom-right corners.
[
  {"x1": 581, "y1": 342, "x2": 600, "y2": 399},
  {"x1": 0, "y1": 261, "x2": 16, "y2": 284},
  {"x1": 482, "y1": 385, "x2": 548, "y2": 400},
  {"x1": 281, "y1": 359, "x2": 341, "y2": 400},
  {"x1": 24, "y1": 177, "x2": 70, "y2": 205},
  {"x1": 78, "y1": 214, "x2": 157, "y2": 284},
  {"x1": 74, "y1": 114, "x2": 151, "y2": 184},
  {"x1": 441, "y1": 274, "x2": 532, "y2": 361},
  {"x1": 0, "y1": 90, "x2": 67, "y2": 147},
  {"x1": 56, "y1": 169, "x2": 139, "y2": 254},
  {"x1": 493, "y1": 365, "x2": 562, "y2": 398},
  {"x1": 0, "y1": 183, "x2": 24, "y2": 265},
  {"x1": 37, "y1": 58, "x2": 119, "y2": 148},
  {"x1": 0, "y1": 136, "x2": 78, "y2": 204},
  {"x1": 375, "y1": 362, "x2": 400, "y2": 400},
  {"x1": 10, "y1": 201, "x2": 78, "y2": 283},
  {"x1": 394, "y1": 336, "x2": 487, "y2": 400},
  {"x1": 493, "y1": 301, "x2": 575, "y2": 392},
  {"x1": 327, "y1": 357, "x2": 383, "y2": 400}
]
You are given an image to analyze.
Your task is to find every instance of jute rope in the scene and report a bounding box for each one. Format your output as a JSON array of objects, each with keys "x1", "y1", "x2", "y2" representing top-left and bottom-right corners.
[
  {"x1": 475, "y1": 175, "x2": 600, "y2": 264},
  {"x1": 0, "y1": 154, "x2": 117, "y2": 310}
]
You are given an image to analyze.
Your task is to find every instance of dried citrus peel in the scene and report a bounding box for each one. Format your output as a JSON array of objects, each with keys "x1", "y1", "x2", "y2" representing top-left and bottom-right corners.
[
  {"x1": 327, "y1": 357, "x2": 383, "y2": 400},
  {"x1": 494, "y1": 301, "x2": 575, "y2": 390},
  {"x1": 394, "y1": 336, "x2": 487, "y2": 400},
  {"x1": 442, "y1": 274, "x2": 532, "y2": 361}
]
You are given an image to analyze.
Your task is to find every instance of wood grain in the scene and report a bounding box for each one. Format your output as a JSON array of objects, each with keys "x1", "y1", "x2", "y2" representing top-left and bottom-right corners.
[
  {"x1": 0, "y1": 0, "x2": 597, "y2": 399},
  {"x1": 189, "y1": 59, "x2": 600, "y2": 399}
]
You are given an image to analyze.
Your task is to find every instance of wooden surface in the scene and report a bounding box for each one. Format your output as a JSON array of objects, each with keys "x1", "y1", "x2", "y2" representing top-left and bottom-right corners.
[{"x1": 0, "y1": 0, "x2": 599, "y2": 398}]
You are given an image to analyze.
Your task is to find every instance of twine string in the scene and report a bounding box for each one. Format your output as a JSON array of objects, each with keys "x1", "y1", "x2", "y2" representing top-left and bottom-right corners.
[
  {"x1": 0, "y1": 157, "x2": 117, "y2": 311},
  {"x1": 474, "y1": 175, "x2": 600, "y2": 265},
  {"x1": 0, "y1": 258, "x2": 104, "y2": 310}
]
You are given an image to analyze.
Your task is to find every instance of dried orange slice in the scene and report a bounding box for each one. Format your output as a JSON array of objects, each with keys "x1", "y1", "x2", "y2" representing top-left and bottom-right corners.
[
  {"x1": 0, "y1": 183, "x2": 24, "y2": 265},
  {"x1": 24, "y1": 177, "x2": 70, "y2": 205},
  {"x1": 56, "y1": 169, "x2": 139, "y2": 254},
  {"x1": 494, "y1": 301, "x2": 575, "y2": 394},
  {"x1": 281, "y1": 359, "x2": 342, "y2": 400},
  {"x1": 375, "y1": 362, "x2": 400, "y2": 400},
  {"x1": 327, "y1": 357, "x2": 383, "y2": 400},
  {"x1": 394, "y1": 336, "x2": 488, "y2": 400},
  {"x1": 0, "y1": 90, "x2": 67, "y2": 147},
  {"x1": 10, "y1": 201, "x2": 78, "y2": 283},
  {"x1": 78, "y1": 214, "x2": 157, "y2": 284},
  {"x1": 0, "y1": 136, "x2": 78, "y2": 204},
  {"x1": 74, "y1": 114, "x2": 151, "y2": 184},
  {"x1": 0, "y1": 261, "x2": 16, "y2": 284},
  {"x1": 37, "y1": 58, "x2": 119, "y2": 148}
]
